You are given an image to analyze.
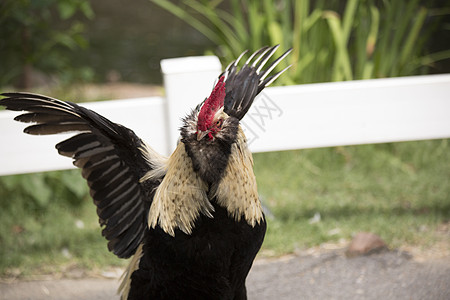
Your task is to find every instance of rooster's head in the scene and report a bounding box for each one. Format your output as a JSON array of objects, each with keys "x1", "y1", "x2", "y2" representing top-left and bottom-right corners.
[
  {"x1": 196, "y1": 76, "x2": 230, "y2": 142},
  {"x1": 181, "y1": 46, "x2": 291, "y2": 184}
]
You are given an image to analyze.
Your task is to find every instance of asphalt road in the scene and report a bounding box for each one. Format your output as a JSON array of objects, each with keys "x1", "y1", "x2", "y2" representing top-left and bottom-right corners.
[{"x1": 1, "y1": 250, "x2": 449, "y2": 300}]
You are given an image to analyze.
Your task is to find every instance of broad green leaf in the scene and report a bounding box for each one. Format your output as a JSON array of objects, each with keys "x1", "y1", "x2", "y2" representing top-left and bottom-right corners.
[
  {"x1": 268, "y1": 22, "x2": 283, "y2": 49},
  {"x1": 80, "y1": 1, "x2": 94, "y2": 19},
  {"x1": 58, "y1": 1, "x2": 77, "y2": 20}
]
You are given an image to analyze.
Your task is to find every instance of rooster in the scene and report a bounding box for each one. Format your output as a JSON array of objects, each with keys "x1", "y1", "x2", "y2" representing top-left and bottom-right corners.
[{"x1": 0, "y1": 45, "x2": 291, "y2": 300}]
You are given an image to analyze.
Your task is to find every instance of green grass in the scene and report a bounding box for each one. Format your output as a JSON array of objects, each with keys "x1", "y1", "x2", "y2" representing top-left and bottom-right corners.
[
  {"x1": 254, "y1": 139, "x2": 450, "y2": 255},
  {"x1": 0, "y1": 179, "x2": 126, "y2": 277},
  {"x1": 0, "y1": 139, "x2": 448, "y2": 277}
]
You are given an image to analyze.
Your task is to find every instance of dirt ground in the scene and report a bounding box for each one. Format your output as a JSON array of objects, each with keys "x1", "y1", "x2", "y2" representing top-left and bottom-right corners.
[{"x1": 1, "y1": 248, "x2": 449, "y2": 300}]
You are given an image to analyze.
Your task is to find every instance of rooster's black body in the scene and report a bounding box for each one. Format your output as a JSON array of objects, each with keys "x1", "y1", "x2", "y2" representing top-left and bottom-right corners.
[{"x1": 0, "y1": 45, "x2": 291, "y2": 299}]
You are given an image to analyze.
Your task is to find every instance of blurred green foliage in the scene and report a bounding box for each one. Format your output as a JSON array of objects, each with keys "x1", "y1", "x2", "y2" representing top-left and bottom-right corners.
[
  {"x1": 0, "y1": 0, "x2": 95, "y2": 88},
  {"x1": 0, "y1": 170, "x2": 89, "y2": 212},
  {"x1": 150, "y1": 0, "x2": 450, "y2": 84}
]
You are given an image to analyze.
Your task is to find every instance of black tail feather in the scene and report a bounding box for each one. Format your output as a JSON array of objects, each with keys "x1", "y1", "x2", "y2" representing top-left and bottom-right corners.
[{"x1": 222, "y1": 45, "x2": 292, "y2": 120}]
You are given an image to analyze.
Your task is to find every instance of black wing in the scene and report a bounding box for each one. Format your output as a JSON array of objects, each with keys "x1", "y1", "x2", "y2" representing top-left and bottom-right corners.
[
  {"x1": 0, "y1": 92, "x2": 165, "y2": 259},
  {"x1": 221, "y1": 45, "x2": 292, "y2": 120}
]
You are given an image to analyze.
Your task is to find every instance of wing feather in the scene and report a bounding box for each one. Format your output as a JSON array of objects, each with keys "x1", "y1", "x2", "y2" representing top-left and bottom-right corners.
[
  {"x1": 0, "y1": 92, "x2": 166, "y2": 259},
  {"x1": 108, "y1": 221, "x2": 144, "y2": 258},
  {"x1": 98, "y1": 190, "x2": 141, "y2": 221}
]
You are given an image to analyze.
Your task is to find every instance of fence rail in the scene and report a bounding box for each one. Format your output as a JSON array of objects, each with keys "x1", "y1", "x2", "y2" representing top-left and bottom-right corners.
[{"x1": 1, "y1": 56, "x2": 449, "y2": 176}]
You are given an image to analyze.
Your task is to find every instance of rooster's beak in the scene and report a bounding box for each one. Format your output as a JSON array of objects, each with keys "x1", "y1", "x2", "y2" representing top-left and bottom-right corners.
[{"x1": 197, "y1": 130, "x2": 208, "y2": 141}]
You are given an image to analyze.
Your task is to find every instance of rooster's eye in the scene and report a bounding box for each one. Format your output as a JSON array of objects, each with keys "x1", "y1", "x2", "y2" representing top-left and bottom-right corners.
[{"x1": 216, "y1": 119, "x2": 223, "y2": 128}]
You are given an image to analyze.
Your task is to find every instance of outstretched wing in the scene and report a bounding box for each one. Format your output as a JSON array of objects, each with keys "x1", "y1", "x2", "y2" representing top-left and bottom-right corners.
[
  {"x1": 221, "y1": 45, "x2": 292, "y2": 120},
  {"x1": 0, "y1": 92, "x2": 167, "y2": 259}
]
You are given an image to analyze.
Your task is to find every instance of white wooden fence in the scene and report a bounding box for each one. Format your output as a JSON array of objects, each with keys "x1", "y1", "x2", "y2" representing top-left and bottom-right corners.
[{"x1": 1, "y1": 56, "x2": 450, "y2": 176}]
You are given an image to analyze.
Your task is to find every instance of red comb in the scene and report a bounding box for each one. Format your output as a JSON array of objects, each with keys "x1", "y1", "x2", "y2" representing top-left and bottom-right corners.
[{"x1": 197, "y1": 76, "x2": 226, "y2": 131}]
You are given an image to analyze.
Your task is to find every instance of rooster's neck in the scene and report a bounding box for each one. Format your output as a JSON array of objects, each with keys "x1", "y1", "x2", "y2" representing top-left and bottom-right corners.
[
  {"x1": 147, "y1": 142, "x2": 213, "y2": 236},
  {"x1": 212, "y1": 127, "x2": 263, "y2": 226},
  {"x1": 148, "y1": 126, "x2": 263, "y2": 237}
]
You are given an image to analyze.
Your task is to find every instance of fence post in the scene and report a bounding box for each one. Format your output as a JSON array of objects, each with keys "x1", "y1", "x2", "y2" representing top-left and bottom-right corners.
[{"x1": 160, "y1": 56, "x2": 222, "y2": 154}]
